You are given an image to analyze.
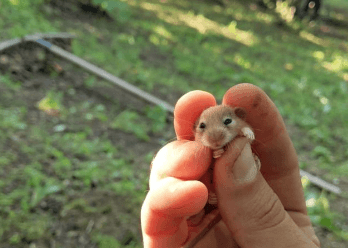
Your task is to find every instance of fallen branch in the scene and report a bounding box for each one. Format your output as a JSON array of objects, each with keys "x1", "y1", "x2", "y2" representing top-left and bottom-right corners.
[
  {"x1": 0, "y1": 32, "x2": 76, "y2": 51},
  {"x1": 34, "y1": 39, "x2": 175, "y2": 113},
  {"x1": 300, "y1": 169, "x2": 341, "y2": 194}
]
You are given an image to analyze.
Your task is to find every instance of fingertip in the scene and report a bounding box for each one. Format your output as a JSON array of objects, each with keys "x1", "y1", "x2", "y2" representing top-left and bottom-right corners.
[
  {"x1": 150, "y1": 141, "x2": 211, "y2": 188},
  {"x1": 174, "y1": 90, "x2": 216, "y2": 140},
  {"x1": 149, "y1": 178, "x2": 208, "y2": 216}
]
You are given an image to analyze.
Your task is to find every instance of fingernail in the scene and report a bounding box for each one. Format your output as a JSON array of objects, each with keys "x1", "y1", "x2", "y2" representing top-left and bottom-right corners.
[{"x1": 231, "y1": 144, "x2": 261, "y2": 184}]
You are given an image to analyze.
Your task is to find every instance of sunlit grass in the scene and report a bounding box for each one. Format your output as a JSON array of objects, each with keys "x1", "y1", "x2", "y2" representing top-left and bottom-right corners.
[
  {"x1": 299, "y1": 31, "x2": 329, "y2": 47},
  {"x1": 275, "y1": 0, "x2": 294, "y2": 22},
  {"x1": 9, "y1": 0, "x2": 19, "y2": 5},
  {"x1": 136, "y1": 2, "x2": 258, "y2": 46},
  {"x1": 323, "y1": 53, "x2": 348, "y2": 73}
]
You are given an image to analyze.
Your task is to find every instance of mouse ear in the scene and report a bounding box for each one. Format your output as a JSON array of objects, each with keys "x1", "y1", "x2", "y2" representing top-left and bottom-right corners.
[{"x1": 234, "y1": 107, "x2": 247, "y2": 120}]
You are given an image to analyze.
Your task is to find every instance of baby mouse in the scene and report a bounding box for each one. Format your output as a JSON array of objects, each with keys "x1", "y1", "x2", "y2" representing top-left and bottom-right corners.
[
  {"x1": 194, "y1": 104, "x2": 255, "y2": 206},
  {"x1": 183, "y1": 105, "x2": 260, "y2": 247},
  {"x1": 194, "y1": 105, "x2": 255, "y2": 159}
]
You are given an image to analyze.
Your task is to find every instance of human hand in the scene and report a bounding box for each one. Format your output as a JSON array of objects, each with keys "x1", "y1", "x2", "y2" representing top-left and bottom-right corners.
[{"x1": 141, "y1": 83, "x2": 320, "y2": 248}]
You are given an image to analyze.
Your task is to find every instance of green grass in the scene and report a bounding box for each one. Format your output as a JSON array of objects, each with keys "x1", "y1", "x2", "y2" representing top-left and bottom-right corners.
[
  {"x1": 0, "y1": 0, "x2": 57, "y2": 39},
  {"x1": 1, "y1": 0, "x2": 348, "y2": 246},
  {"x1": 0, "y1": 72, "x2": 148, "y2": 246}
]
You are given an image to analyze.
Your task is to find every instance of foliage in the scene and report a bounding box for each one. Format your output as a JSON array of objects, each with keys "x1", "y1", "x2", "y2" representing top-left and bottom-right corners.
[
  {"x1": 92, "y1": 0, "x2": 131, "y2": 23},
  {"x1": 303, "y1": 178, "x2": 348, "y2": 240},
  {"x1": 0, "y1": 74, "x2": 21, "y2": 91},
  {"x1": 112, "y1": 110, "x2": 150, "y2": 141},
  {"x1": 92, "y1": 233, "x2": 122, "y2": 248},
  {"x1": 37, "y1": 90, "x2": 64, "y2": 114},
  {"x1": 0, "y1": 107, "x2": 27, "y2": 131},
  {"x1": 0, "y1": 0, "x2": 56, "y2": 38},
  {"x1": 145, "y1": 105, "x2": 167, "y2": 133}
]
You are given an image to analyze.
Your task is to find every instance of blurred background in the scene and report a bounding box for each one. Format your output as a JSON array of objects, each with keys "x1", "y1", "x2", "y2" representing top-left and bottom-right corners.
[{"x1": 0, "y1": 0, "x2": 347, "y2": 247}]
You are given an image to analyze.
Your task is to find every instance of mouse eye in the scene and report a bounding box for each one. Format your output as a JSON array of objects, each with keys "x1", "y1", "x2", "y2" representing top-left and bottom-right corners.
[
  {"x1": 199, "y1": 123, "x2": 206, "y2": 129},
  {"x1": 224, "y1": 118, "x2": 232, "y2": 125}
]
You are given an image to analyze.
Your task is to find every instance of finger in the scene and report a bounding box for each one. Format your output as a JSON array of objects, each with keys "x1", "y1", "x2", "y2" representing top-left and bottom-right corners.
[
  {"x1": 150, "y1": 140, "x2": 211, "y2": 188},
  {"x1": 214, "y1": 138, "x2": 319, "y2": 247},
  {"x1": 174, "y1": 90, "x2": 216, "y2": 141},
  {"x1": 143, "y1": 91, "x2": 220, "y2": 248},
  {"x1": 222, "y1": 83, "x2": 307, "y2": 214},
  {"x1": 141, "y1": 177, "x2": 208, "y2": 247},
  {"x1": 144, "y1": 139, "x2": 213, "y2": 248}
]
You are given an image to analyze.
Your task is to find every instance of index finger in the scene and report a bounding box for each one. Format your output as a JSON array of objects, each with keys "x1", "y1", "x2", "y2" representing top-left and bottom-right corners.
[{"x1": 174, "y1": 90, "x2": 217, "y2": 141}]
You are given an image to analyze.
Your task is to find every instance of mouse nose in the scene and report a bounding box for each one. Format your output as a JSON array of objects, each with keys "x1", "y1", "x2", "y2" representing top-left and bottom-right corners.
[{"x1": 208, "y1": 131, "x2": 224, "y2": 148}]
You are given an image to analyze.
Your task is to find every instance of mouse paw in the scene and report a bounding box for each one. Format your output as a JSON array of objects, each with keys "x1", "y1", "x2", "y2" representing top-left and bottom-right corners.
[
  {"x1": 213, "y1": 148, "x2": 224, "y2": 158},
  {"x1": 242, "y1": 127, "x2": 255, "y2": 141}
]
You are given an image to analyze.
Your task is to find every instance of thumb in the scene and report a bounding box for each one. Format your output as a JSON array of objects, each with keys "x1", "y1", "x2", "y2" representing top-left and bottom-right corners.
[{"x1": 214, "y1": 138, "x2": 317, "y2": 248}]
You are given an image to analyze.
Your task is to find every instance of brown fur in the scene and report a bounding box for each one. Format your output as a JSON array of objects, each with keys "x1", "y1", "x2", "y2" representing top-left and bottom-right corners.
[{"x1": 194, "y1": 105, "x2": 251, "y2": 150}]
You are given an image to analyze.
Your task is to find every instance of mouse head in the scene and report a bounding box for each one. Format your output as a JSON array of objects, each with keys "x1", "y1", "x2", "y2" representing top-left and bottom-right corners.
[{"x1": 194, "y1": 105, "x2": 247, "y2": 149}]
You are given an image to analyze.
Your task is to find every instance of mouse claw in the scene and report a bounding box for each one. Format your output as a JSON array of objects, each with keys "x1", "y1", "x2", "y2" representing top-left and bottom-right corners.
[
  {"x1": 213, "y1": 148, "x2": 224, "y2": 158},
  {"x1": 242, "y1": 127, "x2": 255, "y2": 141},
  {"x1": 208, "y1": 192, "x2": 218, "y2": 205}
]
